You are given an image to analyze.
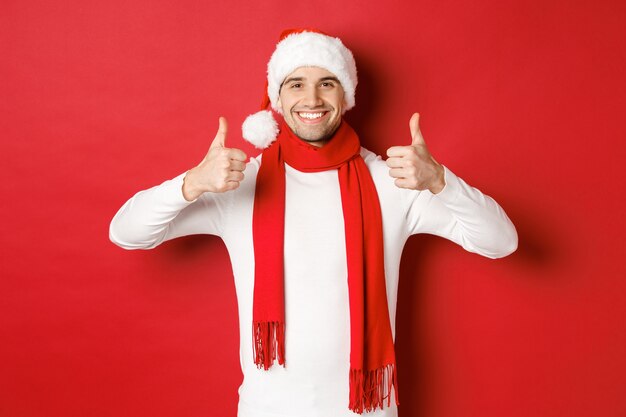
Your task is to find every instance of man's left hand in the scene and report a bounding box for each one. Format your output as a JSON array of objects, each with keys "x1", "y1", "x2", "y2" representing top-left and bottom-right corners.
[{"x1": 386, "y1": 112, "x2": 446, "y2": 194}]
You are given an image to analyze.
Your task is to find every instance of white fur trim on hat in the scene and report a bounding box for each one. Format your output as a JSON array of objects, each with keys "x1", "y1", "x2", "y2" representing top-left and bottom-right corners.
[
  {"x1": 267, "y1": 31, "x2": 358, "y2": 114},
  {"x1": 241, "y1": 110, "x2": 279, "y2": 149}
]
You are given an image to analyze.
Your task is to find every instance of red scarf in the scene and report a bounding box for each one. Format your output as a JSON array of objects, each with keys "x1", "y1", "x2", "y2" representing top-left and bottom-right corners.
[{"x1": 252, "y1": 117, "x2": 399, "y2": 414}]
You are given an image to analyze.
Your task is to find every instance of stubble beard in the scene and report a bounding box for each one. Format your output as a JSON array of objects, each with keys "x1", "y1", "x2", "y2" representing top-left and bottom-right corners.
[{"x1": 286, "y1": 110, "x2": 342, "y2": 144}]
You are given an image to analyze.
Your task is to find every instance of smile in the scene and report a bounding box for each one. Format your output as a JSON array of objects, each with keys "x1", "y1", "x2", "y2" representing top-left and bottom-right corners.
[{"x1": 296, "y1": 111, "x2": 329, "y2": 124}]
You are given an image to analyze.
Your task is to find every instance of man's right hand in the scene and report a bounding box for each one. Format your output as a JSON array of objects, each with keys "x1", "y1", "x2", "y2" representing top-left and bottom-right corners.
[{"x1": 182, "y1": 117, "x2": 248, "y2": 201}]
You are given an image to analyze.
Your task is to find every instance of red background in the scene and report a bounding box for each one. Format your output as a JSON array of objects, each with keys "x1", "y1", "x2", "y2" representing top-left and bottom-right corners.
[{"x1": 2, "y1": 1, "x2": 625, "y2": 416}]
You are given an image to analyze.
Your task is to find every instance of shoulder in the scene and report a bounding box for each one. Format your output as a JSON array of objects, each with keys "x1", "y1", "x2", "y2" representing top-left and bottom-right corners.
[
  {"x1": 239, "y1": 152, "x2": 262, "y2": 181},
  {"x1": 359, "y1": 146, "x2": 395, "y2": 190},
  {"x1": 359, "y1": 146, "x2": 379, "y2": 162},
  {"x1": 248, "y1": 152, "x2": 263, "y2": 171},
  {"x1": 360, "y1": 147, "x2": 390, "y2": 178}
]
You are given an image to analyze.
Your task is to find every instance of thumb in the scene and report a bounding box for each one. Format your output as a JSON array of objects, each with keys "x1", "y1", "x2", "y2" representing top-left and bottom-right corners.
[
  {"x1": 409, "y1": 112, "x2": 425, "y2": 146},
  {"x1": 210, "y1": 116, "x2": 228, "y2": 149}
]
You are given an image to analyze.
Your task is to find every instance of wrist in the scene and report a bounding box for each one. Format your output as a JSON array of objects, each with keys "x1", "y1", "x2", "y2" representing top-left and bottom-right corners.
[
  {"x1": 429, "y1": 164, "x2": 446, "y2": 194},
  {"x1": 182, "y1": 169, "x2": 203, "y2": 201}
]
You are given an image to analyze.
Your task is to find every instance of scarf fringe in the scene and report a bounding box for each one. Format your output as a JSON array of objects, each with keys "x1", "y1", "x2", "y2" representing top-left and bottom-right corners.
[
  {"x1": 252, "y1": 321, "x2": 285, "y2": 370},
  {"x1": 349, "y1": 363, "x2": 399, "y2": 414}
]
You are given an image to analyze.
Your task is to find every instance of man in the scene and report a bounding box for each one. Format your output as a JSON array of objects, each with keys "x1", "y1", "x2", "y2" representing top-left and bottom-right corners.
[{"x1": 110, "y1": 28, "x2": 518, "y2": 417}]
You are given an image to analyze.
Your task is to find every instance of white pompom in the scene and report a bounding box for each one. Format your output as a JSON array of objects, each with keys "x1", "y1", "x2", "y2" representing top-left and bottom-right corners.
[{"x1": 241, "y1": 110, "x2": 279, "y2": 149}]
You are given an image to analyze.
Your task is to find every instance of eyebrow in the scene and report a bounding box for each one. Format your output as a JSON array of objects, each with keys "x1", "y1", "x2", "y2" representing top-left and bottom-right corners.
[{"x1": 282, "y1": 76, "x2": 341, "y2": 86}]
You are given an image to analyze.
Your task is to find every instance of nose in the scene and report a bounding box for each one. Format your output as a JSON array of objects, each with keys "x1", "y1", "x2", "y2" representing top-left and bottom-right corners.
[{"x1": 302, "y1": 86, "x2": 324, "y2": 108}]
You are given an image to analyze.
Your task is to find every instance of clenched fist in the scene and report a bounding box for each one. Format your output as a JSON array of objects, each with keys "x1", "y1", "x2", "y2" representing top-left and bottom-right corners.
[
  {"x1": 386, "y1": 113, "x2": 445, "y2": 194},
  {"x1": 182, "y1": 117, "x2": 248, "y2": 201}
]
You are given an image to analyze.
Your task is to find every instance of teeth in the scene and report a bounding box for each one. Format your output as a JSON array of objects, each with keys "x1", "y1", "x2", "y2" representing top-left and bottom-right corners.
[{"x1": 298, "y1": 112, "x2": 325, "y2": 119}]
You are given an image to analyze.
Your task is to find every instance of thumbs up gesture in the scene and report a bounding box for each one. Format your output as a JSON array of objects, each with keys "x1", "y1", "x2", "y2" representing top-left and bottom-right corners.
[
  {"x1": 182, "y1": 117, "x2": 248, "y2": 201},
  {"x1": 386, "y1": 113, "x2": 445, "y2": 194}
]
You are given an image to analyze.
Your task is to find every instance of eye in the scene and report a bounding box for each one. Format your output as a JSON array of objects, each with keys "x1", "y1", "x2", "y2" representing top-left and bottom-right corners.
[
  {"x1": 321, "y1": 82, "x2": 335, "y2": 88},
  {"x1": 290, "y1": 83, "x2": 302, "y2": 88}
]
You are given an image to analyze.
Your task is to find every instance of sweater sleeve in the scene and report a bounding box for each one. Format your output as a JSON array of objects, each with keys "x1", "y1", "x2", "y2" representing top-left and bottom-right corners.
[
  {"x1": 109, "y1": 172, "x2": 232, "y2": 250},
  {"x1": 404, "y1": 165, "x2": 518, "y2": 259}
]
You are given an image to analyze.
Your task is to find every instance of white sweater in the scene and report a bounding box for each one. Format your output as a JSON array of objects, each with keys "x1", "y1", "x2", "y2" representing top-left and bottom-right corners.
[{"x1": 109, "y1": 147, "x2": 518, "y2": 417}]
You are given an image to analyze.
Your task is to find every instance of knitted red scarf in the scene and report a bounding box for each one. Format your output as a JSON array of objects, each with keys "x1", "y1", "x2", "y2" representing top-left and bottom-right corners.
[{"x1": 252, "y1": 117, "x2": 399, "y2": 414}]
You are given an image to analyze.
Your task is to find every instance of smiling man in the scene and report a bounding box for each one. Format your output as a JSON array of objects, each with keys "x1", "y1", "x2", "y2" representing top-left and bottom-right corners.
[
  {"x1": 109, "y1": 29, "x2": 518, "y2": 417},
  {"x1": 278, "y1": 67, "x2": 344, "y2": 145}
]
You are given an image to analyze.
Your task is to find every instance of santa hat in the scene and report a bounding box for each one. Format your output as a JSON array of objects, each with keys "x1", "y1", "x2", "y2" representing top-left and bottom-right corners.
[{"x1": 241, "y1": 28, "x2": 358, "y2": 149}]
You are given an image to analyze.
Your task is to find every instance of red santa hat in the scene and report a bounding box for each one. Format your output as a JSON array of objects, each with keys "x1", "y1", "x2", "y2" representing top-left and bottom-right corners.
[{"x1": 241, "y1": 28, "x2": 358, "y2": 149}]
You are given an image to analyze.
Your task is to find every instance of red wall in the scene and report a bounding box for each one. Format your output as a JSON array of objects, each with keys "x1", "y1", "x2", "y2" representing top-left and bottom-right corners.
[{"x1": 2, "y1": 1, "x2": 625, "y2": 416}]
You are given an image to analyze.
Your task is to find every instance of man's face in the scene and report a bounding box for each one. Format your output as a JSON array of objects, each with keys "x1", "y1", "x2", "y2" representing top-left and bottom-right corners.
[{"x1": 277, "y1": 66, "x2": 345, "y2": 147}]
